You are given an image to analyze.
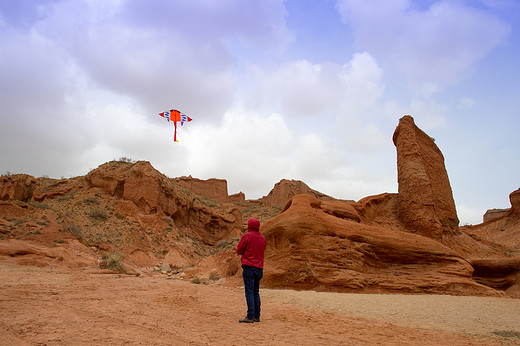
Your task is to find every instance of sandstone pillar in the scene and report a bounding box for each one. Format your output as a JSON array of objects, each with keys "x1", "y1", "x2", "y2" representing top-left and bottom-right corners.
[{"x1": 392, "y1": 115, "x2": 459, "y2": 238}]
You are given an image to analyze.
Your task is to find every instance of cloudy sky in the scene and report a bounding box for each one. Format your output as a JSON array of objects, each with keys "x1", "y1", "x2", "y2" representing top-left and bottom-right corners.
[{"x1": 1, "y1": 0, "x2": 519, "y2": 225}]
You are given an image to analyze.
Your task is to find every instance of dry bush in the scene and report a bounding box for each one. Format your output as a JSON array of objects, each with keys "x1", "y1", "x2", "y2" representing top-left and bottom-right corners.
[
  {"x1": 102, "y1": 251, "x2": 125, "y2": 271},
  {"x1": 88, "y1": 208, "x2": 108, "y2": 221}
]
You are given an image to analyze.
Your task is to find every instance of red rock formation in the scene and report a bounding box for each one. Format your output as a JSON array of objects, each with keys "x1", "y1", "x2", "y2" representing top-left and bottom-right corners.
[
  {"x1": 85, "y1": 161, "x2": 242, "y2": 245},
  {"x1": 260, "y1": 194, "x2": 498, "y2": 296},
  {"x1": 32, "y1": 178, "x2": 87, "y2": 201},
  {"x1": 0, "y1": 174, "x2": 37, "y2": 201},
  {"x1": 228, "y1": 192, "x2": 245, "y2": 203},
  {"x1": 470, "y1": 258, "x2": 520, "y2": 297},
  {"x1": 0, "y1": 239, "x2": 97, "y2": 268},
  {"x1": 462, "y1": 188, "x2": 520, "y2": 249},
  {"x1": 483, "y1": 209, "x2": 509, "y2": 223},
  {"x1": 511, "y1": 188, "x2": 520, "y2": 214},
  {"x1": 355, "y1": 193, "x2": 402, "y2": 231},
  {"x1": 174, "y1": 176, "x2": 229, "y2": 203},
  {"x1": 393, "y1": 115, "x2": 459, "y2": 238},
  {"x1": 0, "y1": 161, "x2": 244, "y2": 273},
  {"x1": 259, "y1": 179, "x2": 336, "y2": 207}
]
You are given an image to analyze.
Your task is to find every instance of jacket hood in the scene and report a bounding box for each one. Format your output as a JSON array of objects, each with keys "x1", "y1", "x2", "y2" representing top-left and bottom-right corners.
[{"x1": 247, "y1": 218, "x2": 260, "y2": 232}]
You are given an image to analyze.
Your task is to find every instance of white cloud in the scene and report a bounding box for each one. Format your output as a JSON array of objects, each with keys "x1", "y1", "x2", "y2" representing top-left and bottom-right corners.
[
  {"x1": 457, "y1": 97, "x2": 475, "y2": 109},
  {"x1": 336, "y1": 0, "x2": 511, "y2": 88},
  {"x1": 457, "y1": 204, "x2": 485, "y2": 225},
  {"x1": 338, "y1": 52, "x2": 385, "y2": 116},
  {"x1": 10, "y1": 0, "x2": 293, "y2": 121},
  {"x1": 290, "y1": 133, "x2": 341, "y2": 180},
  {"x1": 0, "y1": 0, "x2": 294, "y2": 179},
  {"x1": 241, "y1": 52, "x2": 384, "y2": 124},
  {"x1": 178, "y1": 110, "x2": 292, "y2": 198},
  {"x1": 379, "y1": 96, "x2": 449, "y2": 132},
  {"x1": 34, "y1": 1, "x2": 235, "y2": 118},
  {"x1": 163, "y1": 109, "x2": 394, "y2": 201},
  {"x1": 347, "y1": 124, "x2": 386, "y2": 153},
  {"x1": 408, "y1": 98, "x2": 448, "y2": 130}
]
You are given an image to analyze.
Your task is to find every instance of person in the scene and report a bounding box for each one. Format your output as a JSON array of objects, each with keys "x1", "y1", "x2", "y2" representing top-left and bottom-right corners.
[{"x1": 236, "y1": 218, "x2": 266, "y2": 323}]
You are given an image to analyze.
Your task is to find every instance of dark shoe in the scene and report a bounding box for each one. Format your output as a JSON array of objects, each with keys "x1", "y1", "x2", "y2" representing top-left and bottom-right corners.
[
  {"x1": 252, "y1": 318, "x2": 260, "y2": 322},
  {"x1": 239, "y1": 317, "x2": 254, "y2": 323}
]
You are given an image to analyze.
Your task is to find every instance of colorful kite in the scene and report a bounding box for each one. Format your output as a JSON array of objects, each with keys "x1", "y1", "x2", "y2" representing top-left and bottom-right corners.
[{"x1": 159, "y1": 109, "x2": 192, "y2": 142}]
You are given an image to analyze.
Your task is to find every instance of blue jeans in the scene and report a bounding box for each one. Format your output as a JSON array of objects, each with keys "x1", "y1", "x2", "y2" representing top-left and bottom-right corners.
[{"x1": 242, "y1": 265, "x2": 263, "y2": 319}]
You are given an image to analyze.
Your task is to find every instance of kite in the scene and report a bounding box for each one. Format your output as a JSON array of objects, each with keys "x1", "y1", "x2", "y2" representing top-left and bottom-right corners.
[{"x1": 159, "y1": 109, "x2": 192, "y2": 142}]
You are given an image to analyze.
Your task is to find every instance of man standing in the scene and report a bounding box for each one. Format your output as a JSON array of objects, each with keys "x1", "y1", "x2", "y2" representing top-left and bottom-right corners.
[{"x1": 236, "y1": 218, "x2": 266, "y2": 323}]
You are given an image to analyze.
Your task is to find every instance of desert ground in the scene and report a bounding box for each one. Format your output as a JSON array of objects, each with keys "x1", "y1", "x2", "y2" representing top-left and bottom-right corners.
[{"x1": 1, "y1": 264, "x2": 519, "y2": 346}]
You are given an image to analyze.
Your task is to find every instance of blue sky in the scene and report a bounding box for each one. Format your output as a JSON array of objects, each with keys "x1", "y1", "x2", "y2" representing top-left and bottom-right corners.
[{"x1": 0, "y1": 0, "x2": 519, "y2": 225}]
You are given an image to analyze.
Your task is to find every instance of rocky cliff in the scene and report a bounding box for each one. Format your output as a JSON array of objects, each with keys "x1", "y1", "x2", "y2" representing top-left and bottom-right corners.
[
  {"x1": 86, "y1": 161, "x2": 242, "y2": 245},
  {"x1": 0, "y1": 161, "x2": 243, "y2": 273},
  {"x1": 174, "y1": 176, "x2": 229, "y2": 203},
  {"x1": 483, "y1": 208, "x2": 509, "y2": 223},
  {"x1": 463, "y1": 188, "x2": 520, "y2": 250}
]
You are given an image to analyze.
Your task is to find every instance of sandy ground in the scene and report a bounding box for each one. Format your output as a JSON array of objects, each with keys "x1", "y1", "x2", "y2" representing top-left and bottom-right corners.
[{"x1": 1, "y1": 264, "x2": 519, "y2": 345}]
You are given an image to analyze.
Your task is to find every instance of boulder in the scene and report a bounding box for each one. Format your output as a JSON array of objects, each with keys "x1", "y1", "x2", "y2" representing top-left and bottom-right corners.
[{"x1": 392, "y1": 115, "x2": 459, "y2": 238}]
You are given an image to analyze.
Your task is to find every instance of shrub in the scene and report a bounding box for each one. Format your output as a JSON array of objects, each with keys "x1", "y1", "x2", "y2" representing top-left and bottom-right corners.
[
  {"x1": 27, "y1": 201, "x2": 52, "y2": 210},
  {"x1": 162, "y1": 216, "x2": 174, "y2": 225},
  {"x1": 63, "y1": 223, "x2": 83, "y2": 239},
  {"x1": 88, "y1": 208, "x2": 109, "y2": 221},
  {"x1": 196, "y1": 196, "x2": 220, "y2": 208},
  {"x1": 102, "y1": 251, "x2": 125, "y2": 271},
  {"x1": 216, "y1": 239, "x2": 228, "y2": 248},
  {"x1": 83, "y1": 196, "x2": 100, "y2": 205},
  {"x1": 117, "y1": 157, "x2": 136, "y2": 163},
  {"x1": 493, "y1": 330, "x2": 520, "y2": 338}
]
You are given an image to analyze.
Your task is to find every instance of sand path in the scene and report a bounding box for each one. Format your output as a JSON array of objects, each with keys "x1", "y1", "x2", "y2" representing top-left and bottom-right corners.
[{"x1": 0, "y1": 264, "x2": 519, "y2": 345}]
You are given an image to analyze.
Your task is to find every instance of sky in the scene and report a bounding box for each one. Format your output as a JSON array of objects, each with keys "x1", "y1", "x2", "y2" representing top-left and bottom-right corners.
[{"x1": 1, "y1": 0, "x2": 519, "y2": 225}]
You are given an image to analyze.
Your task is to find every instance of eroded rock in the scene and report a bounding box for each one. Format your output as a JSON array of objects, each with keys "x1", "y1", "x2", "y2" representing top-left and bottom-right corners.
[
  {"x1": 0, "y1": 174, "x2": 37, "y2": 202},
  {"x1": 259, "y1": 179, "x2": 336, "y2": 207},
  {"x1": 261, "y1": 194, "x2": 497, "y2": 296},
  {"x1": 86, "y1": 161, "x2": 242, "y2": 245},
  {"x1": 393, "y1": 115, "x2": 459, "y2": 238}
]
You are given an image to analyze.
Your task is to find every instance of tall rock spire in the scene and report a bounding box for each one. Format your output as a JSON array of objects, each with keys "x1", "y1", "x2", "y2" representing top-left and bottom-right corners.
[{"x1": 393, "y1": 115, "x2": 459, "y2": 238}]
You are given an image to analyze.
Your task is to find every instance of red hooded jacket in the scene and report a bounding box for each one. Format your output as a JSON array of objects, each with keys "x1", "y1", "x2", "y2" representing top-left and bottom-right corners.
[{"x1": 236, "y1": 218, "x2": 266, "y2": 269}]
